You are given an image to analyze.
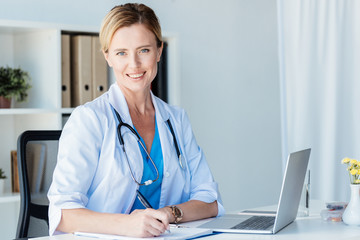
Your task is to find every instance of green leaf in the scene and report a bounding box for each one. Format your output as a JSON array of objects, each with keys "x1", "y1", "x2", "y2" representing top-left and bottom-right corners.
[{"x1": 0, "y1": 66, "x2": 32, "y2": 102}]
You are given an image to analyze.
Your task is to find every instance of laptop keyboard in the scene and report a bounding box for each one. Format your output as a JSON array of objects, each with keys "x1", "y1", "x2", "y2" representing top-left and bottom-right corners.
[{"x1": 232, "y1": 216, "x2": 275, "y2": 230}]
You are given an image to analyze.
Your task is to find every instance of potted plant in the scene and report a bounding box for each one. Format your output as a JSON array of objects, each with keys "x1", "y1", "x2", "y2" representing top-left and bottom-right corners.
[
  {"x1": 0, "y1": 66, "x2": 31, "y2": 108},
  {"x1": 0, "y1": 168, "x2": 6, "y2": 194}
]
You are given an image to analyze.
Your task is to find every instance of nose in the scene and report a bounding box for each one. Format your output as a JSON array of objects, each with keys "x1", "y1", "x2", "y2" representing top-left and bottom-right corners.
[{"x1": 129, "y1": 52, "x2": 141, "y2": 68}]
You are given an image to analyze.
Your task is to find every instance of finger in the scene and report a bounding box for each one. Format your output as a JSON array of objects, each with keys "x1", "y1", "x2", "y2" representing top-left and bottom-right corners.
[
  {"x1": 153, "y1": 208, "x2": 170, "y2": 224},
  {"x1": 143, "y1": 208, "x2": 168, "y2": 222},
  {"x1": 143, "y1": 210, "x2": 169, "y2": 233},
  {"x1": 147, "y1": 219, "x2": 168, "y2": 236},
  {"x1": 155, "y1": 208, "x2": 171, "y2": 226},
  {"x1": 146, "y1": 226, "x2": 163, "y2": 237},
  {"x1": 133, "y1": 209, "x2": 167, "y2": 233},
  {"x1": 156, "y1": 213, "x2": 170, "y2": 227}
]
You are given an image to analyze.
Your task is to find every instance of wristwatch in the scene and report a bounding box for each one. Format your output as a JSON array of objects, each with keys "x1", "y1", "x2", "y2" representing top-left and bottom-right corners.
[{"x1": 169, "y1": 205, "x2": 183, "y2": 223}]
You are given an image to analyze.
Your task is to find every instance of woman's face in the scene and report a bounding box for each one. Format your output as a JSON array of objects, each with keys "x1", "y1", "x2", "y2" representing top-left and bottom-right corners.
[{"x1": 104, "y1": 23, "x2": 162, "y2": 95}]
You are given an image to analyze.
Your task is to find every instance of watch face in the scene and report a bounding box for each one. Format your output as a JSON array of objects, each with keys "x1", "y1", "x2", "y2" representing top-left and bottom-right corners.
[
  {"x1": 175, "y1": 206, "x2": 183, "y2": 222},
  {"x1": 171, "y1": 206, "x2": 183, "y2": 223},
  {"x1": 174, "y1": 207, "x2": 181, "y2": 217}
]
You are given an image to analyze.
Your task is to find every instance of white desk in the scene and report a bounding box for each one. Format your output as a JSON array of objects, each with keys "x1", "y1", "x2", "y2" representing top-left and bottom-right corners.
[
  {"x1": 28, "y1": 201, "x2": 360, "y2": 240},
  {"x1": 204, "y1": 216, "x2": 360, "y2": 240},
  {"x1": 29, "y1": 216, "x2": 360, "y2": 240}
]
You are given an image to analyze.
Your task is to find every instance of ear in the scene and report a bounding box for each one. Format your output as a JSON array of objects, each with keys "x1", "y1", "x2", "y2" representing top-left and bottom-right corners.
[
  {"x1": 157, "y1": 42, "x2": 164, "y2": 62},
  {"x1": 103, "y1": 50, "x2": 113, "y2": 67}
]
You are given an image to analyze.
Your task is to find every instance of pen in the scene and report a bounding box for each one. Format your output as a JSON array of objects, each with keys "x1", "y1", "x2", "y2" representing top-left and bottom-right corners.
[
  {"x1": 136, "y1": 190, "x2": 170, "y2": 234},
  {"x1": 170, "y1": 224, "x2": 188, "y2": 228},
  {"x1": 136, "y1": 190, "x2": 153, "y2": 208}
]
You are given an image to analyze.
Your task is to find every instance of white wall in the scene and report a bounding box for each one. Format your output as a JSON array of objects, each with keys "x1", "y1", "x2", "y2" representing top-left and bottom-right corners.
[{"x1": 0, "y1": 0, "x2": 281, "y2": 211}]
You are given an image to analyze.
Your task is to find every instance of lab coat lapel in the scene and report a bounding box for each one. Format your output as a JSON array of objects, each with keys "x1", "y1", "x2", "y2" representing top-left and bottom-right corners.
[
  {"x1": 152, "y1": 93, "x2": 186, "y2": 207},
  {"x1": 151, "y1": 93, "x2": 174, "y2": 171}
]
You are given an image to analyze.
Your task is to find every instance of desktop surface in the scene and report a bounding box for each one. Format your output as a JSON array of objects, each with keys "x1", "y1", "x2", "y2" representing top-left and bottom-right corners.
[
  {"x1": 27, "y1": 201, "x2": 360, "y2": 240},
  {"x1": 28, "y1": 216, "x2": 360, "y2": 240}
]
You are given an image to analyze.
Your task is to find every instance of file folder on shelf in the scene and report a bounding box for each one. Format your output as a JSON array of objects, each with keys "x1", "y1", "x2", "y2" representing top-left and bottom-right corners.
[
  {"x1": 91, "y1": 36, "x2": 108, "y2": 99},
  {"x1": 61, "y1": 34, "x2": 71, "y2": 108},
  {"x1": 71, "y1": 35, "x2": 93, "y2": 107}
]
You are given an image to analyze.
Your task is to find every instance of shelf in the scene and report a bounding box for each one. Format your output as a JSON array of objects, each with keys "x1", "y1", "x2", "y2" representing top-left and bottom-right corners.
[
  {"x1": 0, "y1": 108, "x2": 74, "y2": 115},
  {"x1": 60, "y1": 108, "x2": 74, "y2": 114},
  {"x1": 0, "y1": 193, "x2": 20, "y2": 203},
  {"x1": 0, "y1": 19, "x2": 99, "y2": 239}
]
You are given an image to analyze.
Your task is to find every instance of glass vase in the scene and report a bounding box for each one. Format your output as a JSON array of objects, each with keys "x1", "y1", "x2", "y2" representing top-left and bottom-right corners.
[{"x1": 342, "y1": 184, "x2": 360, "y2": 226}]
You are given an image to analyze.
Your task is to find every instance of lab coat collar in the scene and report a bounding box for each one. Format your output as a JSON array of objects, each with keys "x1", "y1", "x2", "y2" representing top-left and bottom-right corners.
[
  {"x1": 108, "y1": 83, "x2": 132, "y2": 124},
  {"x1": 150, "y1": 91, "x2": 170, "y2": 123},
  {"x1": 108, "y1": 83, "x2": 170, "y2": 124}
]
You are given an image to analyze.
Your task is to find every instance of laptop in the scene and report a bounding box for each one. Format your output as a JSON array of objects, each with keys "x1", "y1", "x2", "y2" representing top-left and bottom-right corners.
[{"x1": 197, "y1": 148, "x2": 311, "y2": 234}]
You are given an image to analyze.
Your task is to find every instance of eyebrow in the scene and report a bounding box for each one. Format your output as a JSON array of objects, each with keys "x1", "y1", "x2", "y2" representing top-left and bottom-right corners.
[{"x1": 112, "y1": 45, "x2": 154, "y2": 52}]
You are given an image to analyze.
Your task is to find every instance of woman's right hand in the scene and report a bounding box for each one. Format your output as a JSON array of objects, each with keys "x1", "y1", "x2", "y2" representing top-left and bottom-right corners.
[
  {"x1": 125, "y1": 208, "x2": 170, "y2": 237},
  {"x1": 58, "y1": 208, "x2": 170, "y2": 238}
]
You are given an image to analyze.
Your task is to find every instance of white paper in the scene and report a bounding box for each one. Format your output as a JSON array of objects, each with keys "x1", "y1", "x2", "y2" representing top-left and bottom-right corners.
[{"x1": 74, "y1": 227, "x2": 212, "y2": 240}]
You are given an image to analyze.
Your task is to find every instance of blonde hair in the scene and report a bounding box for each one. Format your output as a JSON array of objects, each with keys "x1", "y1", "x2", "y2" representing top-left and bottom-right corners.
[{"x1": 100, "y1": 3, "x2": 162, "y2": 53}]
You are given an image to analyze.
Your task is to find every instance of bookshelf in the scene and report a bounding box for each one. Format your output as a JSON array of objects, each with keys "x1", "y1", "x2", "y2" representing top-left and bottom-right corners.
[
  {"x1": 0, "y1": 20, "x2": 100, "y2": 191},
  {"x1": 0, "y1": 20, "x2": 100, "y2": 239}
]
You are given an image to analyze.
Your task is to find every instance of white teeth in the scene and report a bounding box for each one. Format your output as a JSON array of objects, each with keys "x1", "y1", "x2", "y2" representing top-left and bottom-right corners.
[{"x1": 128, "y1": 73, "x2": 144, "y2": 78}]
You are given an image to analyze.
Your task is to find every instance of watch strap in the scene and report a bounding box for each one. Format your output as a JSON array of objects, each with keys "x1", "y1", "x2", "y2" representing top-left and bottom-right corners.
[{"x1": 169, "y1": 205, "x2": 183, "y2": 223}]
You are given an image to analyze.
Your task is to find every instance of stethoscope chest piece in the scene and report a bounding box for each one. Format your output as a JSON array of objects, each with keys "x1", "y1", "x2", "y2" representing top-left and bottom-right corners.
[
  {"x1": 179, "y1": 155, "x2": 185, "y2": 170},
  {"x1": 165, "y1": 119, "x2": 185, "y2": 170}
]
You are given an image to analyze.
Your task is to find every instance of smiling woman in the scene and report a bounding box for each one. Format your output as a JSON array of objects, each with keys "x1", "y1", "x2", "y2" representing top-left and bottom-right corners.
[
  {"x1": 48, "y1": 3, "x2": 224, "y2": 239},
  {"x1": 104, "y1": 23, "x2": 163, "y2": 98}
]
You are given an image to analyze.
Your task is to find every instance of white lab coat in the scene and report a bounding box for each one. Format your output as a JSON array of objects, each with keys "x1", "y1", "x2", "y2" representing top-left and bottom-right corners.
[{"x1": 48, "y1": 83, "x2": 225, "y2": 235}]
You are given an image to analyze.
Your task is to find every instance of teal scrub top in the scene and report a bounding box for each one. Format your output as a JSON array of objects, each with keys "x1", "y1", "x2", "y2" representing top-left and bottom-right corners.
[{"x1": 131, "y1": 118, "x2": 164, "y2": 211}]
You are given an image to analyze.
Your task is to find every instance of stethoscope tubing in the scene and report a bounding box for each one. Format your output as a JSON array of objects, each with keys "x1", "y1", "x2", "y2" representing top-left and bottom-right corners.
[
  {"x1": 112, "y1": 106, "x2": 184, "y2": 187},
  {"x1": 166, "y1": 119, "x2": 184, "y2": 169},
  {"x1": 115, "y1": 110, "x2": 159, "y2": 186}
]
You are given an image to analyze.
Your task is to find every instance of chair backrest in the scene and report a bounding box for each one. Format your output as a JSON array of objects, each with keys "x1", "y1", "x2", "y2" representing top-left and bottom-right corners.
[{"x1": 16, "y1": 130, "x2": 61, "y2": 239}]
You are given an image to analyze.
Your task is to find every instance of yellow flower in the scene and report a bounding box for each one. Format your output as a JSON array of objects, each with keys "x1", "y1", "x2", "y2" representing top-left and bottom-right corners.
[
  {"x1": 350, "y1": 159, "x2": 358, "y2": 165},
  {"x1": 342, "y1": 158, "x2": 351, "y2": 164},
  {"x1": 342, "y1": 157, "x2": 360, "y2": 184},
  {"x1": 350, "y1": 169, "x2": 358, "y2": 175}
]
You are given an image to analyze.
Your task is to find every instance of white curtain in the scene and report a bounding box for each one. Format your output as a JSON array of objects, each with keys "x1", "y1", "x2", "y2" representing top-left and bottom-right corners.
[{"x1": 278, "y1": 0, "x2": 360, "y2": 202}]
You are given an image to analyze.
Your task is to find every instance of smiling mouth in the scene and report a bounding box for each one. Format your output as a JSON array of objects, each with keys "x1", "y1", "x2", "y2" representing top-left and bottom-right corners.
[{"x1": 127, "y1": 72, "x2": 145, "y2": 79}]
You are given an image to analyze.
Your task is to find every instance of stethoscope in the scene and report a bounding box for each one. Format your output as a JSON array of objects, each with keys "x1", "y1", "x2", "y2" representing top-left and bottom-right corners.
[{"x1": 112, "y1": 106, "x2": 184, "y2": 187}]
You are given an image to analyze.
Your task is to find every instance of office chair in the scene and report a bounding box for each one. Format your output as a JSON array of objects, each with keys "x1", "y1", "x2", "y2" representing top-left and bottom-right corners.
[{"x1": 16, "y1": 130, "x2": 61, "y2": 239}]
